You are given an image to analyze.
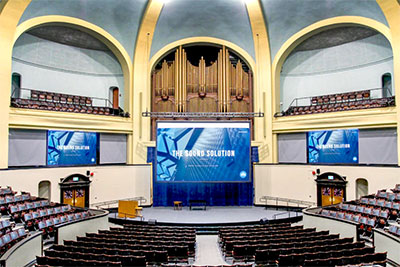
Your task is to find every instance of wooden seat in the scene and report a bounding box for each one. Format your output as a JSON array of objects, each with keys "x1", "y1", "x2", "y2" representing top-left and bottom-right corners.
[{"x1": 174, "y1": 201, "x2": 182, "y2": 210}]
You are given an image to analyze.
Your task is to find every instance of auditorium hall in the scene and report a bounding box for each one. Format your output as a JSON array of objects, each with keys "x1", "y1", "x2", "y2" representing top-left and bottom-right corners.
[{"x1": 0, "y1": 0, "x2": 400, "y2": 266}]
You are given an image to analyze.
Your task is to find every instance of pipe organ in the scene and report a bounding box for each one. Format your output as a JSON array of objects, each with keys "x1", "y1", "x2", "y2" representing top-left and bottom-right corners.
[{"x1": 151, "y1": 45, "x2": 253, "y2": 138}]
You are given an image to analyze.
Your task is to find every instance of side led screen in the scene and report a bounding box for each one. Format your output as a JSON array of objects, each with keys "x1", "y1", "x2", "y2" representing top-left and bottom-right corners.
[
  {"x1": 47, "y1": 130, "x2": 98, "y2": 166},
  {"x1": 156, "y1": 122, "x2": 251, "y2": 182},
  {"x1": 308, "y1": 129, "x2": 359, "y2": 164}
]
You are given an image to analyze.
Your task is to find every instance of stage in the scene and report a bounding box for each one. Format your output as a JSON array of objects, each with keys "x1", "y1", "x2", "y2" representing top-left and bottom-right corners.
[{"x1": 109, "y1": 206, "x2": 301, "y2": 225}]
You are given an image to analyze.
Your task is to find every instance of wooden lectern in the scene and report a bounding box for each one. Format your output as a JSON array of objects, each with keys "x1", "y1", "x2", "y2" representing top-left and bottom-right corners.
[{"x1": 118, "y1": 200, "x2": 143, "y2": 218}]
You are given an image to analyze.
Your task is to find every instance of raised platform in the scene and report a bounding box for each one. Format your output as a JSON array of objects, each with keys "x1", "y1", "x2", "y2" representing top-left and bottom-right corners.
[{"x1": 109, "y1": 206, "x2": 302, "y2": 226}]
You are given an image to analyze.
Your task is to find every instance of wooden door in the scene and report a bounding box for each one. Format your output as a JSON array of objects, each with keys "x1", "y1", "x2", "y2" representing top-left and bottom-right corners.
[
  {"x1": 62, "y1": 188, "x2": 86, "y2": 208},
  {"x1": 321, "y1": 186, "x2": 344, "y2": 206}
]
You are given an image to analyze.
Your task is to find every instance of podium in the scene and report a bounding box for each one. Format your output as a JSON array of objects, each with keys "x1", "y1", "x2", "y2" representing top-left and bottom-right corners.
[{"x1": 118, "y1": 200, "x2": 143, "y2": 219}]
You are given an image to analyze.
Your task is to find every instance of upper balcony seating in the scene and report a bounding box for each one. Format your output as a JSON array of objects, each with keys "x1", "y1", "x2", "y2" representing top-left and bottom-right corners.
[
  {"x1": 284, "y1": 89, "x2": 395, "y2": 116},
  {"x1": 11, "y1": 89, "x2": 129, "y2": 118}
]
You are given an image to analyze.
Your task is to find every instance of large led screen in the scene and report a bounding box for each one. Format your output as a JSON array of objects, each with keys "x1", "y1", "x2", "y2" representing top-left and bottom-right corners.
[
  {"x1": 308, "y1": 129, "x2": 359, "y2": 164},
  {"x1": 156, "y1": 122, "x2": 251, "y2": 182},
  {"x1": 47, "y1": 130, "x2": 98, "y2": 166}
]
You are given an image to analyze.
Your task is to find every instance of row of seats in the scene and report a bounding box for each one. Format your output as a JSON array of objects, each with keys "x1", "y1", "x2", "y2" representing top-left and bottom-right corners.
[
  {"x1": 321, "y1": 184, "x2": 400, "y2": 240},
  {"x1": 37, "y1": 224, "x2": 197, "y2": 267},
  {"x1": 0, "y1": 228, "x2": 27, "y2": 256},
  {"x1": 0, "y1": 187, "x2": 14, "y2": 196},
  {"x1": 311, "y1": 90, "x2": 371, "y2": 105},
  {"x1": 11, "y1": 88, "x2": 129, "y2": 117},
  {"x1": 218, "y1": 223, "x2": 386, "y2": 266},
  {"x1": 11, "y1": 98, "x2": 129, "y2": 117},
  {"x1": 30, "y1": 90, "x2": 93, "y2": 106},
  {"x1": 388, "y1": 224, "x2": 400, "y2": 237},
  {"x1": 0, "y1": 186, "x2": 30, "y2": 256},
  {"x1": 285, "y1": 96, "x2": 395, "y2": 116}
]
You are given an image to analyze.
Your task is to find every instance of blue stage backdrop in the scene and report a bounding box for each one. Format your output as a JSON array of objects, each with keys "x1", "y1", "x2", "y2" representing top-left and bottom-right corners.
[
  {"x1": 47, "y1": 130, "x2": 98, "y2": 166},
  {"x1": 307, "y1": 129, "x2": 359, "y2": 164},
  {"x1": 156, "y1": 122, "x2": 250, "y2": 182},
  {"x1": 153, "y1": 121, "x2": 253, "y2": 206}
]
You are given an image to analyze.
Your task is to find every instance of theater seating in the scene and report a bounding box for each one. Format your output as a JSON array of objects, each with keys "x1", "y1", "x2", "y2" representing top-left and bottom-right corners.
[
  {"x1": 218, "y1": 223, "x2": 386, "y2": 266},
  {"x1": 10, "y1": 89, "x2": 129, "y2": 118},
  {"x1": 37, "y1": 224, "x2": 196, "y2": 266},
  {"x1": 320, "y1": 184, "x2": 400, "y2": 242},
  {"x1": 283, "y1": 89, "x2": 395, "y2": 116},
  {"x1": 0, "y1": 185, "x2": 94, "y2": 258}
]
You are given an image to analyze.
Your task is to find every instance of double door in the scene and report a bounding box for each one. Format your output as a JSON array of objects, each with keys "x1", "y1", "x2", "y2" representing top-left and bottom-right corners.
[
  {"x1": 62, "y1": 188, "x2": 86, "y2": 208},
  {"x1": 321, "y1": 186, "x2": 344, "y2": 207}
]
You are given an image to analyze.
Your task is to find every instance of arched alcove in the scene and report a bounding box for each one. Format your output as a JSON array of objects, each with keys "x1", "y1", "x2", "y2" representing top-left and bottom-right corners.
[
  {"x1": 12, "y1": 25, "x2": 125, "y2": 110},
  {"x1": 38, "y1": 180, "x2": 51, "y2": 200},
  {"x1": 272, "y1": 17, "x2": 393, "y2": 114},
  {"x1": 150, "y1": 43, "x2": 254, "y2": 140},
  {"x1": 382, "y1": 73, "x2": 392, "y2": 97},
  {"x1": 356, "y1": 178, "x2": 369, "y2": 199},
  {"x1": 279, "y1": 26, "x2": 393, "y2": 112}
]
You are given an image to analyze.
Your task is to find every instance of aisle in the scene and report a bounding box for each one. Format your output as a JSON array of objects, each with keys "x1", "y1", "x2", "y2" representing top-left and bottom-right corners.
[{"x1": 193, "y1": 235, "x2": 229, "y2": 266}]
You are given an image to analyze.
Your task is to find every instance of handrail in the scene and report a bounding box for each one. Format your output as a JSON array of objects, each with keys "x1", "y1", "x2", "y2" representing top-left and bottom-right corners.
[
  {"x1": 259, "y1": 195, "x2": 316, "y2": 207},
  {"x1": 90, "y1": 197, "x2": 147, "y2": 209},
  {"x1": 286, "y1": 87, "x2": 393, "y2": 110},
  {"x1": 272, "y1": 211, "x2": 300, "y2": 219},
  {"x1": 11, "y1": 87, "x2": 113, "y2": 108}
]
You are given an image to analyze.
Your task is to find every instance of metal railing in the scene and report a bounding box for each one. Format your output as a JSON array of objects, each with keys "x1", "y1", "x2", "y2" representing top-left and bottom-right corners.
[
  {"x1": 259, "y1": 195, "x2": 316, "y2": 208},
  {"x1": 11, "y1": 87, "x2": 113, "y2": 108},
  {"x1": 273, "y1": 211, "x2": 300, "y2": 219},
  {"x1": 90, "y1": 196, "x2": 147, "y2": 209},
  {"x1": 285, "y1": 87, "x2": 393, "y2": 111}
]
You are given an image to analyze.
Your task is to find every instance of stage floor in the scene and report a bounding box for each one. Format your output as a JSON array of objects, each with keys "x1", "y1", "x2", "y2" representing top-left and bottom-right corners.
[{"x1": 110, "y1": 206, "x2": 300, "y2": 225}]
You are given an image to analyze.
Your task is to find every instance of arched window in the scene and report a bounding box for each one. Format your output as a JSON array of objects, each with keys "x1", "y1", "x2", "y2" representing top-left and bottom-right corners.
[
  {"x1": 382, "y1": 73, "x2": 392, "y2": 98},
  {"x1": 38, "y1": 180, "x2": 51, "y2": 200},
  {"x1": 356, "y1": 178, "x2": 368, "y2": 199},
  {"x1": 11, "y1": 73, "x2": 21, "y2": 98}
]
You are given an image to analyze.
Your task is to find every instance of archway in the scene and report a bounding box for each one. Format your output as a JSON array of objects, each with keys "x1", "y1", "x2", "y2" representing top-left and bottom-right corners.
[
  {"x1": 14, "y1": 16, "x2": 132, "y2": 113},
  {"x1": 272, "y1": 16, "x2": 392, "y2": 114},
  {"x1": 150, "y1": 42, "x2": 254, "y2": 140}
]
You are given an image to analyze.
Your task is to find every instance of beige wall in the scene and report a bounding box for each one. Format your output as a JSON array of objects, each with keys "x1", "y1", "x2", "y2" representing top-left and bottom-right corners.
[
  {"x1": 303, "y1": 207, "x2": 357, "y2": 239},
  {"x1": 0, "y1": 232, "x2": 42, "y2": 267},
  {"x1": 56, "y1": 210, "x2": 109, "y2": 245},
  {"x1": 254, "y1": 164, "x2": 400, "y2": 205},
  {"x1": 0, "y1": 165, "x2": 152, "y2": 205}
]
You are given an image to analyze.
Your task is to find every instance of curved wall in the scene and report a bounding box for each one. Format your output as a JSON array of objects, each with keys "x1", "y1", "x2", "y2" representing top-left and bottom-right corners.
[
  {"x1": 18, "y1": 0, "x2": 148, "y2": 59},
  {"x1": 150, "y1": 0, "x2": 255, "y2": 60},
  {"x1": 254, "y1": 164, "x2": 400, "y2": 205},
  {"x1": 280, "y1": 34, "x2": 393, "y2": 110},
  {"x1": 12, "y1": 34, "x2": 124, "y2": 108},
  {"x1": 0, "y1": 165, "x2": 151, "y2": 205},
  {"x1": 303, "y1": 207, "x2": 400, "y2": 265},
  {"x1": 261, "y1": 0, "x2": 389, "y2": 60}
]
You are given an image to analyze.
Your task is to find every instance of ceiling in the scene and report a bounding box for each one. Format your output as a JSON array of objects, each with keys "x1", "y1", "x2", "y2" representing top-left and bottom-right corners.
[
  {"x1": 295, "y1": 26, "x2": 379, "y2": 51},
  {"x1": 27, "y1": 25, "x2": 109, "y2": 51},
  {"x1": 26, "y1": 25, "x2": 380, "y2": 54}
]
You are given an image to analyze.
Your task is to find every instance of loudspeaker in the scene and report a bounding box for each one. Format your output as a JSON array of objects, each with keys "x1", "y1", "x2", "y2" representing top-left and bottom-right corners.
[
  {"x1": 260, "y1": 218, "x2": 269, "y2": 225},
  {"x1": 148, "y1": 219, "x2": 157, "y2": 225}
]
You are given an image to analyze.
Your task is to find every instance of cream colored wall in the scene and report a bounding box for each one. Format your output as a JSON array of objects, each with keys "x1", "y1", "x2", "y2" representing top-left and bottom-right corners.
[
  {"x1": 0, "y1": 165, "x2": 152, "y2": 205},
  {"x1": 56, "y1": 210, "x2": 109, "y2": 244},
  {"x1": 254, "y1": 164, "x2": 400, "y2": 205},
  {"x1": 303, "y1": 209, "x2": 357, "y2": 238}
]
